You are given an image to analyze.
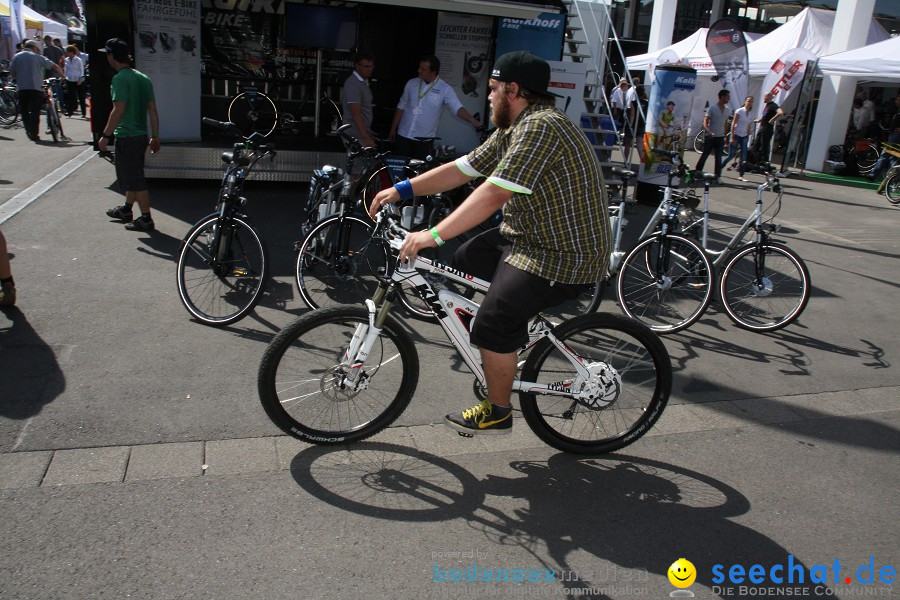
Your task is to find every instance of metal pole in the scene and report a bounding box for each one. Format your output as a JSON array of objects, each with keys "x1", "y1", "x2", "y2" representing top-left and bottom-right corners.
[{"x1": 314, "y1": 49, "x2": 323, "y2": 138}]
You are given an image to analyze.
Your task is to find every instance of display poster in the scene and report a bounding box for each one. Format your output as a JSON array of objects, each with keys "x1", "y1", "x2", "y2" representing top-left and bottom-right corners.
[
  {"x1": 9, "y1": 0, "x2": 25, "y2": 47},
  {"x1": 434, "y1": 11, "x2": 493, "y2": 153},
  {"x1": 200, "y1": 1, "x2": 282, "y2": 81},
  {"x1": 135, "y1": 0, "x2": 201, "y2": 141},
  {"x1": 640, "y1": 64, "x2": 697, "y2": 186},
  {"x1": 495, "y1": 12, "x2": 564, "y2": 61},
  {"x1": 547, "y1": 61, "x2": 586, "y2": 124}
]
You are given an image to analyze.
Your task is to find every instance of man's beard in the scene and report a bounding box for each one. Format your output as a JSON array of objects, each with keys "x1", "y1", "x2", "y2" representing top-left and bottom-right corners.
[{"x1": 491, "y1": 92, "x2": 513, "y2": 129}]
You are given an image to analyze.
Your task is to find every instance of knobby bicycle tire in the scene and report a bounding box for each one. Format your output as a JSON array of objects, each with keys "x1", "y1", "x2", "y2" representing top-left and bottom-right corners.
[
  {"x1": 719, "y1": 242, "x2": 810, "y2": 332},
  {"x1": 257, "y1": 306, "x2": 420, "y2": 444},
  {"x1": 616, "y1": 233, "x2": 714, "y2": 334},
  {"x1": 295, "y1": 214, "x2": 391, "y2": 311},
  {"x1": 519, "y1": 312, "x2": 671, "y2": 454},
  {"x1": 885, "y1": 173, "x2": 900, "y2": 205},
  {"x1": 177, "y1": 214, "x2": 269, "y2": 326}
]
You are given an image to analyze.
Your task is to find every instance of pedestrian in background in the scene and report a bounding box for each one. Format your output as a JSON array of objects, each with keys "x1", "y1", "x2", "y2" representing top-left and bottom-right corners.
[
  {"x1": 64, "y1": 45, "x2": 87, "y2": 117},
  {"x1": 8, "y1": 40, "x2": 64, "y2": 142},
  {"x1": 695, "y1": 89, "x2": 732, "y2": 184},
  {"x1": 388, "y1": 55, "x2": 481, "y2": 159},
  {"x1": 98, "y1": 38, "x2": 161, "y2": 232},
  {"x1": 722, "y1": 95, "x2": 753, "y2": 182},
  {"x1": 341, "y1": 51, "x2": 376, "y2": 149}
]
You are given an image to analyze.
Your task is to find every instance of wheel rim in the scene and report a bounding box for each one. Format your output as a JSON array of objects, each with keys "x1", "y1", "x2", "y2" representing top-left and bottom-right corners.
[{"x1": 178, "y1": 217, "x2": 266, "y2": 323}]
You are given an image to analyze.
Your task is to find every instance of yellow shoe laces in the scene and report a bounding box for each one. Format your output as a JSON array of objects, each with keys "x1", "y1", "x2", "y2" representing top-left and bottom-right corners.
[{"x1": 461, "y1": 400, "x2": 492, "y2": 423}]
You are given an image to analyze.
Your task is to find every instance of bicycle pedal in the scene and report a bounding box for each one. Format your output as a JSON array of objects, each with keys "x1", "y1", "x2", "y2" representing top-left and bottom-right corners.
[
  {"x1": 233, "y1": 267, "x2": 249, "y2": 276},
  {"x1": 457, "y1": 431, "x2": 474, "y2": 438}
]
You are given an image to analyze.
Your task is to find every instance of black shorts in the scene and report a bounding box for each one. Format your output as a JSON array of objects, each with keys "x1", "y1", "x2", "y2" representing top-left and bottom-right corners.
[
  {"x1": 114, "y1": 135, "x2": 149, "y2": 192},
  {"x1": 452, "y1": 228, "x2": 584, "y2": 354}
]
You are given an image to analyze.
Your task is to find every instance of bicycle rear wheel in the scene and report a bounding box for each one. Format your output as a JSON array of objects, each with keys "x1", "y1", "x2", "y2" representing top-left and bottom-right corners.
[
  {"x1": 177, "y1": 214, "x2": 268, "y2": 326},
  {"x1": 227, "y1": 91, "x2": 278, "y2": 137},
  {"x1": 257, "y1": 306, "x2": 419, "y2": 444},
  {"x1": 857, "y1": 143, "x2": 879, "y2": 174},
  {"x1": 295, "y1": 214, "x2": 390, "y2": 310},
  {"x1": 885, "y1": 173, "x2": 900, "y2": 205},
  {"x1": 719, "y1": 242, "x2": 810, "y2": 332},
  {"x1": 0, "y1": 89, "x2": 18, "y2": 124},
  {"x1": 616, "y1": 233, "x2": 714, "y2": 334},
  {"x1": 519, "y1": 312, "x2": 671, "y2": 454}
]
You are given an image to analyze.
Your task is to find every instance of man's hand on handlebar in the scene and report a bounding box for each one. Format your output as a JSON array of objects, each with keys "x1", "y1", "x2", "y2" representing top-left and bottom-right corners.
[
  {"x1": 398, "y1": 229, "x2": 437, "y2": 265},
  {"x1": 368, "y1": 186, "x2": 400, "y2": 219}
]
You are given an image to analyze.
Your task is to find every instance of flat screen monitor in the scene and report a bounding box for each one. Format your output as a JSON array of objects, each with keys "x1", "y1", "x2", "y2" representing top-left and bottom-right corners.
[{"x1": 284, "y1": 4, "x2": 358, "y2": 51}]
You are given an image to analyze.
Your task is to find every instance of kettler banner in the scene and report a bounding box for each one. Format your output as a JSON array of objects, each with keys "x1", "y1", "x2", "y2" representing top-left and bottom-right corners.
[
  {"x1": 705, "y1": 18, "x2": 748, "y2": 113},
  {"x1": 758, "y1": 48, "x2": 816, "y2": 118}
]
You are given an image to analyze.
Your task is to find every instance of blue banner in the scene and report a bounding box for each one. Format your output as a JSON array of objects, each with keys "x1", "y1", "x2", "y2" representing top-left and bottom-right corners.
[{"x1": 495, "y1": 12, "x2": 564, "y2": 61}]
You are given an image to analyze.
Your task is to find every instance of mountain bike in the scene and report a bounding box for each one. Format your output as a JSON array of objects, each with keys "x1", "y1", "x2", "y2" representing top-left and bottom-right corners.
[
  {"x1": 617, "y1": 149, "x2": 810, "y2": 333},
  {"x1": 176, "y1": 118, "x2": 274, "y2": 326},
  {"x1": 227, "y1": 86, "x2": 342, "y2": 138},
  {"x1": 258, "y1": 209, "x2": 672, "y2": 455},
  {"x1": 43, "y1": 77, "x2": 64, "y2": 143}
]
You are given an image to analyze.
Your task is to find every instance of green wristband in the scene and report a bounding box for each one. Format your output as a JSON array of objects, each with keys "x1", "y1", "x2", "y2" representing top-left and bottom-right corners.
[{"x1": 430, "y1": 227, "x2": 445, "y2": 247}]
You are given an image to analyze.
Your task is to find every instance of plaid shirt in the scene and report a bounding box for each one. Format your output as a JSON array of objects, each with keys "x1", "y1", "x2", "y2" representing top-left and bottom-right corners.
[{"x1": 457, "y1": 105, "x2": 610, "y2": 284}]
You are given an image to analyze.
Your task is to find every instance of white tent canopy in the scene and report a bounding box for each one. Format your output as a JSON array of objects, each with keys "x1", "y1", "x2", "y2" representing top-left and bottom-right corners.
[
  {"x1": 744, "y1": 7, "x2": 889, "y2": 75},
  {"x1": 817, "y1": 35, "x2": 900, "y2": 83},
  {"x1": 626, "y1": 8, "x2": 890, "y2": 76},
  {"x1": 625, "y1": 28, "x2": 761, "y2": 72},
  {"x1": 0, "y1": 0, "x2": 68, "y2": 42}
]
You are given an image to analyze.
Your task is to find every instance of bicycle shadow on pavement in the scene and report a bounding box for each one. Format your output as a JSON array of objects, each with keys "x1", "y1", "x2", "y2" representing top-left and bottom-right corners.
[
  {"x1": 0, "y1": 307, "x2": 65, "y2": 439},
  {"x1": 288, "y1": 444, "x2": 833, "y2": 599}
]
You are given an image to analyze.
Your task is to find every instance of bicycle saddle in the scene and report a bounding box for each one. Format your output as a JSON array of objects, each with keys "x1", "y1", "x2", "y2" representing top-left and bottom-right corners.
[{"x1": 611, "y1": 167, "x2": 635, "y2": 180}]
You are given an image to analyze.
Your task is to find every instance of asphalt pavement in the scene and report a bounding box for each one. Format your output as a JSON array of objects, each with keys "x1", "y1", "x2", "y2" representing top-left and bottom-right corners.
[{"x1": 0, "y1": 114, "x2": 898, "y2": 600}]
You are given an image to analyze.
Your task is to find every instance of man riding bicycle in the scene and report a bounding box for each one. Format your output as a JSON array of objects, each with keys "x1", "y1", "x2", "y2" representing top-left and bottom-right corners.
[{"x1": 370, "y1": 51, "x2": 610, "y2": 436}]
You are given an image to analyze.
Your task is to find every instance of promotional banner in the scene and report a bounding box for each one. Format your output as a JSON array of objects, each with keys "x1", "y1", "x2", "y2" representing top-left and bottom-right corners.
[
  {"x1": 9, "y1": 0, "x2": 25, "y2": 46},
  {"x1": 548, "y1": 60, "x2": 586, "y2": 124},
  {"x1": 135, "y1": 0, "x2": 201, "y2": 141},
  {"x1": 705, "y1": 18, "x2": 748, "y2": 114},
  {"x1": 757, "y1": 48, "x2": 816, "y2": 118},
  {"x1": 640, "y1": 64, "x2": 697, "y2": 186},
  {"x1": 434, "y1": 11, "x2": 493, "y2": 152},
  {"x1": 495, "y1": 12, "x2": 565, "y2": 61}
]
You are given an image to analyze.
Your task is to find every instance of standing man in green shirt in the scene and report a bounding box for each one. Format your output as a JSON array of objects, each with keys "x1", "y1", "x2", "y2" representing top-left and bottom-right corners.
[
  {"x1": 98, "y1": 38, "x2": 161, "y2": 232},
  {"x1": 369, "y1": 51, "x2": 610, "y2": 436}
]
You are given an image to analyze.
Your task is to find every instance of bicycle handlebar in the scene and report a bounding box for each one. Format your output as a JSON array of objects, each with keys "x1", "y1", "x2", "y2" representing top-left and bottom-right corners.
[
  {"x1": 202, "y1": 117, "x2": 275, "y2": 153},
  {"x1": 651, "y1": 147, "x2": 680, "y2": 160}
]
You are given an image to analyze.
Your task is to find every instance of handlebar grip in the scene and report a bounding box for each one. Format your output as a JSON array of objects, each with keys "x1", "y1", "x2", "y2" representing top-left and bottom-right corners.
[{"x1": 651, "y1": 147, "x2": 678, "y2": 159}]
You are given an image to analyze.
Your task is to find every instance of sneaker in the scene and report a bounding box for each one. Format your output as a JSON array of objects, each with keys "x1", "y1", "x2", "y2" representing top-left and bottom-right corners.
[
  {"x1": 0, "y1": 283, "x2": 15, "y2": 306},
  {"x1": 106, "y1": 204, "x2": 134, "y2": 222},
  {"x1": 738, "y1": 176, "x2": 749, "y2": 182},
  {"x1": 716, "y1": 178, "x2": 724, "y2": 185},
  {"x1": 445, "y1": 399, "x2": 512, "y2": 435},
  {"x1": 125, "y1": 215, "x2": 155, "y2": 231}
]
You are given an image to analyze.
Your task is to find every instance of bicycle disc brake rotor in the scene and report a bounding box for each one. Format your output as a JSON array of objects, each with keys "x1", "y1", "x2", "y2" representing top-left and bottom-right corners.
[
  {"x1": 321, "y1": 365, "x2": 368, "y2": 401},
  {"x1": 750, "y1": 277, "x2": 774, "y2": 297},
  {"x1": 573, "y1": 362, "x2": 622, "y2": 410}
]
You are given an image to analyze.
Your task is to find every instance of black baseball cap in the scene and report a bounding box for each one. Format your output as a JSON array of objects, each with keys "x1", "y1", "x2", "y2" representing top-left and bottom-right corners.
[
  {"x1": 98, "y1": 38, "x2": 130, "y2": 61},
  {"x1": 490, "y1": 51, "x2": 562, "y2": 98}
]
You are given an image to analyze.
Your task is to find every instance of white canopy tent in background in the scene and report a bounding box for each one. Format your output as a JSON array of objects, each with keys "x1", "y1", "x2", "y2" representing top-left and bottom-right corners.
[
  {"x1": 626, "y1": 7, "x2": 892, "y2": 141},
  {"x1": 625, "y1": 28, "x2": 761, "y2": 73},
  {"x1": 817, "y1": 35, "x2": 900, "y2": 83},
  {"x1": 0, "y1": 0, "x2": 68, "y2": 61}
]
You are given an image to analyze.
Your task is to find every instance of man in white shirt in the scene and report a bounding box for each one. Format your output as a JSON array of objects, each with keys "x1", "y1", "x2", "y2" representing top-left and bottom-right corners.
[
  {"x1": 610, "y1": 77, "x2": 629, "y2": 123},
  {"x1": 721, "y1": 95, "x2": 753, "y2": 181},
  {"x1": 388, "y1": 55, "x2": 481, "y2": 159},
  {"x1": 622, "y1": 77, "x2": 640, "y2": 157}
]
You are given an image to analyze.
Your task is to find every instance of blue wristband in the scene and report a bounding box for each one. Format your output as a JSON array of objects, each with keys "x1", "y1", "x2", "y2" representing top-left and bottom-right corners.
[{"x1": 394, "y1": 179, "x2": 414, "y2": 201}]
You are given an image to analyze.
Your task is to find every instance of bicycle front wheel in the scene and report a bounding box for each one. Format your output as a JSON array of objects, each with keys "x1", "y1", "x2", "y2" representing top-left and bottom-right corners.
[
  {"x1": 519, "y1": 312, "x2": 671, "y2": 455},
  {"x1": 258, "y1": 306, "x2": 419, "y2": 444},
  {"x1": 46, "y1": 100, "x2": 60, "y2": 143},
  {"x1": 227, "y1": 91, "x2": 278, "y2": 137},
  {"x1": 295, "y1": 214, "x2": 390, "y2": 310},
  {"x1": 693, "y1": 130, "x2": 704, "y2": 153},
  {"x1": 719, "y1": 242, "x2": 810, "y2": 332},
  {"x1": 885, "y1": 172, "x2": 900, "y2": 205},
  {"x1": 177, "y1": 214, "x2": 268, "y2": 326},
  {"x1": 617, "y1": 233, "x2": 714, "y2": 334}
]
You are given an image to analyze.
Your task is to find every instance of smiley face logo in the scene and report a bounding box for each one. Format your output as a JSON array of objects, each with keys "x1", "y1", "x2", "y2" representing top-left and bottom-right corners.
[{"x1": 668, "y1": 558, "x2": 697, "y2": 588}]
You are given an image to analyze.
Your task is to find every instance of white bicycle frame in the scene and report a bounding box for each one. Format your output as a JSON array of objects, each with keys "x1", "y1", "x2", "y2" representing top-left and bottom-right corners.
[{"x1": 337, "y1": 226, "x2": 620, "y2": 407}]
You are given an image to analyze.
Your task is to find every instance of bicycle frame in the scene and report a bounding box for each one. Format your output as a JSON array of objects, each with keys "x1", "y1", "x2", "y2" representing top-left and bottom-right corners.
[{"x1": 335, "y1": 222, "x2": 620, "y2": 407}]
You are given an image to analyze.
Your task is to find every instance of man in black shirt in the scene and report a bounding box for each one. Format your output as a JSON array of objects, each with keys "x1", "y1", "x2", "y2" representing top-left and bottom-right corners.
[{"x1": 754, "y1": 92, "x2": 783, "y2": 162}]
